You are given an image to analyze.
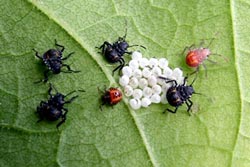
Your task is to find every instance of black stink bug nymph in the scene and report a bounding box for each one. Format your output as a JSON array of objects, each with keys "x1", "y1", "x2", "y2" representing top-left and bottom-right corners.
[
  {"x1": 159, "y1": 76, "x2": 198, "y2": 114},
  {"x1": 97, "y1": 27, "x2": 146, "y2": 75},
  {"x1": 36, "y1": 83, "x2": 82, "y2": 129},
  {"x1": 33, "y1": 40, "x2": 80, "y2": 83}
]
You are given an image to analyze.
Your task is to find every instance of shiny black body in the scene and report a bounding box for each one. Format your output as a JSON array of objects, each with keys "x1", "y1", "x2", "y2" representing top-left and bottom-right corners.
[
  {"x1": 97, "y1": 33, "x2": 145, "y2": 75},
  {"x1": 98, "y1": 37, "x2": 130, "y2": 75},
  {"x1": 36, "y1": 84, "x2": 79, "y2": 129},
  {"x1": 33, "y1": 40, "x2": 80, "y2": 83},
  {"x1": 160, "y1": 77, "x2": 195, "y2": 114},
  {"x1": 37, "y1": 101, "x2": 61, "y2": 121}
]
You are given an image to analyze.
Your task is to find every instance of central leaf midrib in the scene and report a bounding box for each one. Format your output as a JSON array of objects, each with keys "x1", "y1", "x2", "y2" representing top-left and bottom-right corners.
[{"x1": 229, "y1": 0, "x2": 243, "y2": 166}]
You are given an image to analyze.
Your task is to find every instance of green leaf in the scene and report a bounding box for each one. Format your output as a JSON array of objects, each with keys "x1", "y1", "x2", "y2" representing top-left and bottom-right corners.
[{"x1": 0, "y1": 0, "x2": 249, "y2": 166}]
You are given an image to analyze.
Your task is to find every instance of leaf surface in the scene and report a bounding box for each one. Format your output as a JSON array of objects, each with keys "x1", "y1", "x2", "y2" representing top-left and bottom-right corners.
[{"x1": 0, "y1": 0, "x2": 249, "y2": 166}]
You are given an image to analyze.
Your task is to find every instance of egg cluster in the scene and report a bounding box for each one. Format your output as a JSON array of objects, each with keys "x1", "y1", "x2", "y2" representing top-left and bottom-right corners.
[{"x1": 119, "y1": 51, "x2": 185, "y2": 110}]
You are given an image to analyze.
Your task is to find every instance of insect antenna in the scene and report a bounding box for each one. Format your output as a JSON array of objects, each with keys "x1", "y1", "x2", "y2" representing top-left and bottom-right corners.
[
  {"x1": 122, "y1": 19, "x2": 128, "y2": 39},
  {"x1": 65, "y1": 89, "x2": 85, "y2": 97},
  {"x1": 128, "y1": 44, "x2": 146, "y2": 49}
]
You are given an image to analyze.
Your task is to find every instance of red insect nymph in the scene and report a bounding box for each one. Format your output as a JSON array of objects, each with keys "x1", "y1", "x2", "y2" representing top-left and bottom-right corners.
[
  {"x1": 99, "y1": 87, "x2": 122, "y2": 110},
  {"x1": 186, "y1": 48, "x2": 211, "y2": 68},
  {"x1": 184, "y1": 38, "x2": 227, "y2": 76}
]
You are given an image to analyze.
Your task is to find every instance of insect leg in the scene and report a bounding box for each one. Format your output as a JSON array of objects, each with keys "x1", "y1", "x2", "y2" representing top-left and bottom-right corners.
[
  {"x1": 55, "y1": 39, "x2": 65, "y2": 52},
  {"x1": 186, "y1": 99, "x2": 193, "y2": 113},
  {"x1": 112, "y1": 58, "x2": 125, "y2": 76},
  {"x1": 56, "y1": 108, "x2": 68, "y2": 129},
  {"x1": 165, "y1": 107, "x2": 178, "y2": 114},
  {"x1": 33, "y1": 49, "x2": 43, "y2": 59},
  {"x1": 62, "y1": 52, "x2": 75, "y2": 60},
  {"x1": 62, "y1": 64, "x2": 80, "y2": 73}
]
